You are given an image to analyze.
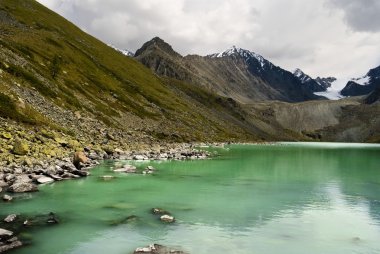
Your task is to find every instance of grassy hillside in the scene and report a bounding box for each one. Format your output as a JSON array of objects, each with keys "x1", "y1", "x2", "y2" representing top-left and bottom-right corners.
[{"x1": 0, "y1": 0, "x2": 265, "y2": 145}]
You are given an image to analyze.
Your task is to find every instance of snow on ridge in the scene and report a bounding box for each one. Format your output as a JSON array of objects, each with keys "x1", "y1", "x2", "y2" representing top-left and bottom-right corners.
[
  {"x1": 351, "y1": 75, "x2": 370, "y2": 86},
  {"x1": 293, "y1": 68, "x2": 312, "y2": 84},
  {"x1": 108, "y1": 44, "x2": 135, "y2": 57},
  {"x1": 210, "y1": 46, "x2": 267, "y2": 67}
]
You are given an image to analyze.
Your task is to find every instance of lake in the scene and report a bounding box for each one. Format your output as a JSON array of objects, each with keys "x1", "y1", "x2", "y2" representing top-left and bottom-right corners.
[{"x1": 2, "y1": 143, "x2": 380, "y2": 254}]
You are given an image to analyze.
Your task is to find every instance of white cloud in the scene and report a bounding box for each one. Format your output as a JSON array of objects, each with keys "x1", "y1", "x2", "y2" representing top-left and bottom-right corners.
[{"x1": 37, "y1": 0, "x2": 380, "y2": 82}]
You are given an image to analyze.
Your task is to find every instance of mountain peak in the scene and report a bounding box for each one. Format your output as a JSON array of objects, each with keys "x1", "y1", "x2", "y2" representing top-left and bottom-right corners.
[
  {"x1": 209, "y1": 46, "x2": 266, "y2": 67},
  {"x1": 135, "y1": 37, "x2": 180, "y2": 57}
]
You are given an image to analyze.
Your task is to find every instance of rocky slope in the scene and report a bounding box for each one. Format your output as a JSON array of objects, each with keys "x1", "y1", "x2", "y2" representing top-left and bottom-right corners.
[{"x1": 135, "y1": 39, "x2": 321, "y2": 103}]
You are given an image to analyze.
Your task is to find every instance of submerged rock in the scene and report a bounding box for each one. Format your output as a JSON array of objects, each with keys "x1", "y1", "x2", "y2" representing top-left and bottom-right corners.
[
  {"x1": 2, "y1": 194, "x2": 12, "y2": 202},
  {"x1": 100, "y1": 175, "x2": 115, "y2": 181},
  {"x1": 160, "y1": 215, "x2": 175, "y2": 223},
  {"x1": 4, "y1": 214, "x2": 17, "y2": 223},
  {"x1": 134, "y1": 244, "x2": 186, "y2": 254},
  {"x1": 151, "y1": 208, "x2": 171, "y2": 215},
  {"x1": 113, "y1": 164, "x2": 137, "y2": 173}
]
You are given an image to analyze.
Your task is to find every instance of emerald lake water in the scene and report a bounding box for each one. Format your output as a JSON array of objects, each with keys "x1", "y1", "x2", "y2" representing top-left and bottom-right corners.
[{"x1": 2, "y1": 143, "x2": 380, "y2": 254}]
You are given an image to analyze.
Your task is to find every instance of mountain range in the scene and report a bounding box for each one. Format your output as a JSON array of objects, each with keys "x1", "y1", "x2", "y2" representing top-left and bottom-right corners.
[{"x1": 0, "y1": 0, "x2": 379, "y2": 155}]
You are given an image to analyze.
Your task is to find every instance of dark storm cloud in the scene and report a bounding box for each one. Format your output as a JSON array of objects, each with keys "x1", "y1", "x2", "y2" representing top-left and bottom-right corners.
[{"x1": 328, "y1": 0, "x2": 380, "y2": 32}]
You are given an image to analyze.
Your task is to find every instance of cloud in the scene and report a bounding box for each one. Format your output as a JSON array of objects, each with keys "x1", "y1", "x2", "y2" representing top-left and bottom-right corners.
[
  {"x1": 327, "y1": 0, "x2": 380, "y2": 32},
  {"x1": 37, "y1": 0, "x2": 380, "y2": 82}
]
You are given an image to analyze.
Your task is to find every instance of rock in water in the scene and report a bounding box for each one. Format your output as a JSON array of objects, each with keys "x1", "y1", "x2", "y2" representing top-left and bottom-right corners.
[
  {"x1": 0, "y1": 228, "x2": 13, "y2": 239},
  {"x1": 134, "y1": 244, "x2": 186, "y2": 254},
  {"x1": 73, "y1": 151, "x2": 88, "y2": 169},
  {"x1": 12, "y1": 139, "x2": 29, "y2": 155},
  {"x1": 2, "y1": 194, "x2": 13, "y2": 202},
  {"x1": 151, "y1": 208, "x2": 171, "y2": 215},
  {"x1": 9, "y1": 182, "x2": 38, "y2": 193},
  {"x1": 160, "y1": 215, "x2": 175, "y2": 223},
  {"x1": 4, "y1": 214, "x2": 17, "y2": 223},
  {"x1": 36, "y1": 176, "x2": 55, "y2": 184}
]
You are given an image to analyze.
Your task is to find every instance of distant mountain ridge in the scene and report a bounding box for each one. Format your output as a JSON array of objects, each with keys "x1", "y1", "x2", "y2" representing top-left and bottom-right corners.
[
  {"x1": 341, "y1": 65, "x2": 380, "y2": 96},
  {"x1": 293, "y1": 68, "x2": 333, "y2": 93},
  {"x1": 135, "y1": 38, "x2": 321, "y2": 103}
]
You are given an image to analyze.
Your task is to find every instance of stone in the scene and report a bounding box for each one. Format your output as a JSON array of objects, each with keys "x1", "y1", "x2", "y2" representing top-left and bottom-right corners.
[
  {"x1": 4, "y1": 214, "x2": 17, "y2": 223},
  {"x1": 73, "y1": 151, "x2": 88, "y2": 169},
  {"x1": 54, "y1": 137, "x2": 68, "y2": 146},
  {"x1": 0, "y1": 228, "x2": 13, "y2": 239},
  {"x1": 0, "y1": 239, "x2": 22, "y2": 253},
  {"x1": 113, "y1": 164, "x2": 137, "y2": 173},
  {"x1": 160, "y1": 215, "x2": 175, "y2": 223},
  {"x1": 9, "y1": 182, "x2": 38, "y2": 193},
  {"x1": 36, "y1": 176, "x2": 54, "y2": 184},
  {"x1": 100, "y1": 175, "x2": 114, "y2": 180},
  {"x1": 134, "y1": 244, "x2": 185, "y2": 254},
  {"x1": 12, "y1": 139, "x2": 29, "y2": 156},
  {"x1": 0, "y1": 181, "x2": 7, "y2": 188},
  {"x1": 151, "y1": 208, "x2": 171, "y2": 215},
  {"x1": 1, "y1": 132, "x2": 12, "y2": 140},
  {"x1": 133, "y1": 155, "x2": 146, "y2": 160},
  {"x1": 2, "y1": 194, "x2": 13, "y2": 202}
]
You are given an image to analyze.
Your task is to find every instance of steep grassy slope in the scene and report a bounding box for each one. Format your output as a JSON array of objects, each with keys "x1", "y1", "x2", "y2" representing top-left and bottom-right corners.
[{"x1": 0, "y1": 0, "x2": 269, "y2": 146}]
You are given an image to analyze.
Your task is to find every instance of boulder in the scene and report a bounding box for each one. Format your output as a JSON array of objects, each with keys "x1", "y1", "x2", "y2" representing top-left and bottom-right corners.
[
  {"x1": 12, "y1": 139, "x2": 29, "y2": 156},
  {"x1": 0, "y1": 238, "x2": 22, "y2": 253},
  {"x1": 134, "y1": 244, "x2": 185, "y2": 254},
  {"x1": 113, "y1": 164, "x2": 137, "y2": 173},
  {"x1": 73, "y1": 151, "x2": 88, "y2": 169},
  {"x1": 160, "y1": 215, "x2": 175, "y2": 223},
  {"x1": 4, "y1": 214, "x2": 17, "y2": 223},
  {"x1": 0, "y1": 228, "x2": 13, "y2": 239},
  {"x1": 2, "y1": 194, "x2": 13, "y2": 202},
  {"x1": 100, "y1": 175, "x2": 114, "y2": 181},
  {"x1": 9, "y1": 182, "x2": 38, "y2": 193},
  {"x1": 151, "y1": 208, "x2": 171, "y2": 215},
  {"x1": 36, "y1": 176, "x2": 55, "y2": 184}
]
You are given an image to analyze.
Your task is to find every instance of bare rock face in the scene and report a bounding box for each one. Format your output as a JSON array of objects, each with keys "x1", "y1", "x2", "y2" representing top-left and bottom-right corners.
[{"x1": 73, "y1": 151, "x2": 88, "y2": 169}]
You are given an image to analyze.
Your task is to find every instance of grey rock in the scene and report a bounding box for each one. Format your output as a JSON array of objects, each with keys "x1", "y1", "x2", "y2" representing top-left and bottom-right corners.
[
  {"x1": 36, "y1": 176, "x2": 54, "y2": 184},
  {"x1": 160, "y1": 215, "x2": 175, "y2": 223},
  {"x1": 9, "y1": 182, "x2": 38, "y2": 193},
  {"x1": 4, "y1": 214, "x2": 17, "y2": 223},
  {"x1": 0, "y1": 228, "x2": 13, "y2": 239},
  {"x1": 2, "y1": 194, "x2": 12, "y2": 202}
]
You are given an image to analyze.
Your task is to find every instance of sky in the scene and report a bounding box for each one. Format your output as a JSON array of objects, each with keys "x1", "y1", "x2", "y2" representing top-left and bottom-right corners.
[{"x1": 37, "y1": 0, "x2": 380, "y2": 88}]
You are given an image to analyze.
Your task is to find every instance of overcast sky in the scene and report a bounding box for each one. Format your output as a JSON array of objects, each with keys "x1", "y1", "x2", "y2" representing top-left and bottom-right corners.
[{"x1": 37, "y1": 0, "x2": 380, "y2": 87}]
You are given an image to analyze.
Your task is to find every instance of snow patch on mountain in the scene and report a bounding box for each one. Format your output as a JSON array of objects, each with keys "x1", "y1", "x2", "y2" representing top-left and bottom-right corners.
[
  {"x1": 108, "y1": 44, "x2": 135, "y2": 57},
  {"x1": 293, "y1": 68, "x2": 312, "y2": 83},
  {"x1": 351, "y1": 75, "x2": 370, "y2": 85},
  {"x1": 210, "y1": 46, "x2": 266, "y2": 67}
]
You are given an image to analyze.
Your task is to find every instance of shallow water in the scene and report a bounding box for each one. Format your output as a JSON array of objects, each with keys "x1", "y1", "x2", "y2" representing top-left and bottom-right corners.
[{"x1": 2, "y1": 143, "x2": 380, "y2": 254}]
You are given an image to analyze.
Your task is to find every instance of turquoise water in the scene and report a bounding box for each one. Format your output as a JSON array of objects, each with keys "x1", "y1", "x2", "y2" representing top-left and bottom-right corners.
[{"x1": 2, "y1": 143, "x2": 380, "y2": 254}]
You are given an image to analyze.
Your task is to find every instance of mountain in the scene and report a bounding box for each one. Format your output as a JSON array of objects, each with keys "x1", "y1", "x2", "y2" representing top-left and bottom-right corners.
[
  {"x1": 293, "y1": 68, "x2": 333, "y2": 93},
  {"x1": 136, "y1": 41, "x2": 321, "y2": 103},
  {"x1": 341, "y1": 65, "x2": 380, "y2": 96}
]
